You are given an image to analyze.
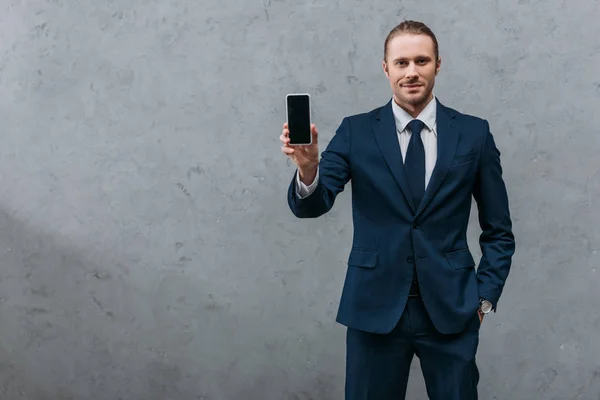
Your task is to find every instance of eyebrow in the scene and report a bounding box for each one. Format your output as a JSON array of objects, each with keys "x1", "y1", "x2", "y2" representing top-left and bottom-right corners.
[{"x1": 392, "y1": 55, "x2": 433, "y2": 62}]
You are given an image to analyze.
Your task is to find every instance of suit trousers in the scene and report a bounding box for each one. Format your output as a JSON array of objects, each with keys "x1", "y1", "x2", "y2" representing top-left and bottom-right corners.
[{"x1": 345, "y1": 297, "x2": 480, "y2": 400}]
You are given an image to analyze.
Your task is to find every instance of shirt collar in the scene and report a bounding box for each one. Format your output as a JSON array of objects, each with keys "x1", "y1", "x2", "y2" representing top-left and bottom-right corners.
[{"x1": 391, "y1": 95, "x2": 437, "y2": 134}]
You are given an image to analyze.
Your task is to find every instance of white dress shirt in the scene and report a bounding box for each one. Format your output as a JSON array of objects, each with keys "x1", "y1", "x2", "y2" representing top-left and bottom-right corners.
[{"x1": 296, "y1": 96, "x2": 438, "y2": 198}]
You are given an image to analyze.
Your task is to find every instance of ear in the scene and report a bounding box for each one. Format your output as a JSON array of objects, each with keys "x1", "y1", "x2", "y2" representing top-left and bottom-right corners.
[
  {"x1": 382, "y1": 60, "x2": 389, "y2": 78},
  {"x1": 435, "y1": 56, "x2": 442, "y2": 75}
]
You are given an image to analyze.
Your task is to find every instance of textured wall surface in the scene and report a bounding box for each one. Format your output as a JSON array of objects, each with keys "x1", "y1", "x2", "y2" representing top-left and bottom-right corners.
[{"x1": 1, "y1": 0, "x2": 599, "y2": 399}]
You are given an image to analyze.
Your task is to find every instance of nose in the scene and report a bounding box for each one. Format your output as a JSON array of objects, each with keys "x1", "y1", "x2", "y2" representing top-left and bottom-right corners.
[{"x1": 405, "y1": 62, "x2": 419, "y2": 79}]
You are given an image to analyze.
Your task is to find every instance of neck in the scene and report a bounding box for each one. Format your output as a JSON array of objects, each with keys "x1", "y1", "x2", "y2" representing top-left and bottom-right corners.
[{"x1": 393, "y1": 93, "x2": 434, "y2": 119}]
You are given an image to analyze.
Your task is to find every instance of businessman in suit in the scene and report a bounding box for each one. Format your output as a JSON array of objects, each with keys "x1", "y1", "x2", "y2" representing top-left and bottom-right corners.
[{"x1": 280, "y1": 20, "x2": 515, "y2": 399}]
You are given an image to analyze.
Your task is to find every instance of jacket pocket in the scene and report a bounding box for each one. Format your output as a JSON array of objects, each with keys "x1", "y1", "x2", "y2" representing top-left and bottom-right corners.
[
  {"x1": 445, "y1": 249, "x2": 475, "y2": 270},
  {"x1": 348, "y1": 247, "x2": 378, "y2": 268},
  {"x1": 451, "y1": 151, "x2": 476, "y2": 166}
]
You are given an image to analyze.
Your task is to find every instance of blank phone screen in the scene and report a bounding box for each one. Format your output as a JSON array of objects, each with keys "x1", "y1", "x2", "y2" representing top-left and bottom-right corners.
[{"x1": 287, "y1": 95, "x2": 311, "y2": 144}]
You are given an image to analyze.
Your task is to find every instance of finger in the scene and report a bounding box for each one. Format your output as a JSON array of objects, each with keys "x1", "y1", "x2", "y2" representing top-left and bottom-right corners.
[
  {"x1": 281, "y1": 146, "x2": 295, "y2": 155},
  {"x1": 282, "y1": 128, "x2": 290, "y2": 138},
  {"x1": 283, "y1": 122, "x2": 288, "y2": 130},
  {"x1": 280, "y1": 133, "x2": 290, "y2": 144},
  {"x1": 311, "y1": 124, "x2": 318, "y2": 144}
]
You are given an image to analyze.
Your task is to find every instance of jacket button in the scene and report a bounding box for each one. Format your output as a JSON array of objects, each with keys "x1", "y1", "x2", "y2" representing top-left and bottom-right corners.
[{"x1": 407, "y1": 256, "x2": 414, "y2": 263}]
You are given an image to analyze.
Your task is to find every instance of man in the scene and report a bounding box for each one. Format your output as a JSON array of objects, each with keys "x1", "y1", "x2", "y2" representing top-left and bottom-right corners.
[{"x1": 280, "y1": 20, "x2": 515, "y2": 399}]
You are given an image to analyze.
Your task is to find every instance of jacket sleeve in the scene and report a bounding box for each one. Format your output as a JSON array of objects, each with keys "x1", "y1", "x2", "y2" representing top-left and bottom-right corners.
[
  {"x1": 287, "y1": 117, "x2": 351, "y2": 218},
  {"x1": 472, "y1": 120, "x2": 516, "y2": 312}
]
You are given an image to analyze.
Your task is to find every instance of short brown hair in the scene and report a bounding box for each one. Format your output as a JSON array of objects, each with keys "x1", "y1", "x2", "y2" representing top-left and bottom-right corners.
[{"x1": 383, "y1": 20, "x2": 439, "y2": 62}]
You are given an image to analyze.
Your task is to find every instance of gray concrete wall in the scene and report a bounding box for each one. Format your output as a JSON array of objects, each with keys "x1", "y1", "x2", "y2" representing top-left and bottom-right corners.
[{"x1": 0, "y1": 0, "x2": 599, "y2": 398}]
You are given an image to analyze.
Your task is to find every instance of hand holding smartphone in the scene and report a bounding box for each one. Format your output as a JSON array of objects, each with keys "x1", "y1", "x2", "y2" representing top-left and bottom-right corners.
[{"x1": 281, "y1": 93, "x2": 319, "y2": 184}]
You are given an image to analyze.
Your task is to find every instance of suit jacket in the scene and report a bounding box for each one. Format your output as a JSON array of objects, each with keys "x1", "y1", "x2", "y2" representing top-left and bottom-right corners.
[{"x1": 287, "y1": 98, "x2": 515, "y2": 335}]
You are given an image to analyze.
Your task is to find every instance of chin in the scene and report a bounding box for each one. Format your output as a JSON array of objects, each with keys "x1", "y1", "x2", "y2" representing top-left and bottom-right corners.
[
  {"x1": 410, "y1": 97, "x2": 428, "y2": 105},
  {"x1": 398, "y1": 95, "x2": 427, "y2": 106},
  {"x1": 408, "y1": 89, "x2": 433, "y2": 104}
]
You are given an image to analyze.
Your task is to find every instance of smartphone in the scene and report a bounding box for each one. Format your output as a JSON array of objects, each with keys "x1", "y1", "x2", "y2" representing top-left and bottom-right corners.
[{"x1": 285, "y1": 93, "x2": 312, "y2": 145}]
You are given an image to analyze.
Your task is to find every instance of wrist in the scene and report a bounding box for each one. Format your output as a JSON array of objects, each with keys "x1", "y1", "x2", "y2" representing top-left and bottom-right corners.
[{"x1": 298, "y1": 163, "x2": 318, "y2": 184}]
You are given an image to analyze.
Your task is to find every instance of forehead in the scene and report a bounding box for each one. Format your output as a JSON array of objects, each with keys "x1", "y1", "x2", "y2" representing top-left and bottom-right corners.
[{"x1": 387, "y1": 33, "x2": 436, "y2": 59}]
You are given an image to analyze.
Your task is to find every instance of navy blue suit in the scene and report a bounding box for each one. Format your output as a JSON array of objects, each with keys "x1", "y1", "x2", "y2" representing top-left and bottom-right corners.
[{"x1": 287, "y1": 98, "x2": 515, "y2": 399}]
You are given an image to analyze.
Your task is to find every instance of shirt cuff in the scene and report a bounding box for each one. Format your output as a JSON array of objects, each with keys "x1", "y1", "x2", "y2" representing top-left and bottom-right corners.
[{"x1": 296, "y1": 169, "x2": 319, "y2": 198}]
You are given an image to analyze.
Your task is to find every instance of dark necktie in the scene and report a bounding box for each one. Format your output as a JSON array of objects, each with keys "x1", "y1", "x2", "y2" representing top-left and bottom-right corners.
[{"x1": 405, "y1": 119, "x2": 426, "y2": 209}]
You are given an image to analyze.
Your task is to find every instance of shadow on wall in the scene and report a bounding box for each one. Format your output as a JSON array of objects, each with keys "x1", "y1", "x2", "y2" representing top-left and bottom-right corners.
[{"x1": 0, "y1": 206, "x2": 220, "y2": 400}]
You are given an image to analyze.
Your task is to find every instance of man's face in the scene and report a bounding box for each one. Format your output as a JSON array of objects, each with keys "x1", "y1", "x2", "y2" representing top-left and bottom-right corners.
[{"x1": 382, "y1": 33, "x2": 441, "y2": 111}]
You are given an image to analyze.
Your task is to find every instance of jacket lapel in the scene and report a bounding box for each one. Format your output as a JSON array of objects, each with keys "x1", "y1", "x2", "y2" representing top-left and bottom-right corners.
[
  {"x1": 415, "y1": 99, "x2": 460, "y2": 216},
  {"x1": 373, "y1": 100, "x2": 417, "y2": 214}
]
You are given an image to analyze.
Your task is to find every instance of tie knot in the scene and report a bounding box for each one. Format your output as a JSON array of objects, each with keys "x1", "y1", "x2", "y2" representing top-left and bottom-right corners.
[{"x1": 408, "y1": 119, "x2": 425, "y2": 136}]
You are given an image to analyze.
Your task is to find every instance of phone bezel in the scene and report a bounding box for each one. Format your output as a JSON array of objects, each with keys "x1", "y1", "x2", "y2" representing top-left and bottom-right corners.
[{"x1": 285, "y1": 93, "x2": 312, "y2": 146}]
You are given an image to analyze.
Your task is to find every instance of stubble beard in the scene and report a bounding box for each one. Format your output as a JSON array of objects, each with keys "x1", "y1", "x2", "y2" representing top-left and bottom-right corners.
[
  {"x1": 398, "y1": 84, "x2": 433, "y2": 107},
  {"x1": 398, "y1": 90, "x2": 431, "y2": 107}
]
